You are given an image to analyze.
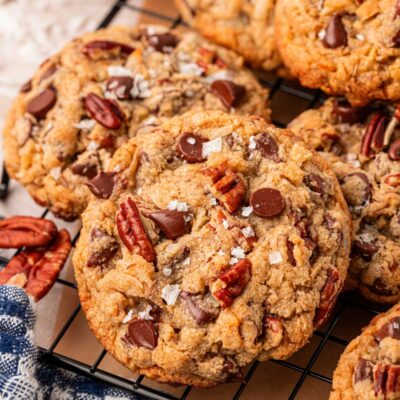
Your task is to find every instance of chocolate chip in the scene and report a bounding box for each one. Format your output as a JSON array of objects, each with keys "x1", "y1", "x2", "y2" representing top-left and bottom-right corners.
[
  {"x1": 370, "y1": 278, "x2": 394, "y2": 296},
  {"x1": 210, "y1": 80, "x2": 246, "y2": 108},
  {"x1": 87, "y1": 228, "x2": 119, "y2": 267},
  {"x1": 332, "y1": 99, "x2": 367, "y2": 124},
  {"x1": 354, "y1": 358, "x2": 374, "y2": 383},
  {"x1": 304, "y1": 174, "x2": 327, "y2": 198},
  {"x1": 255, "y1": 133, "x2": 281, "y2": 162},
  {"x1": 86, "y1": 172, "x2": 117, "y2": 199},
  {"x1": 20, "y1": 79, "x2": 32, "y2": 93},
  {"x1": 82, "y1": 40, "x2": 135, "y2": 58},
  {"x1": 84, "y1": 93, "x2": 124, "y2": 130},
  {"x1": 250, "y1": 188, "x2": 286, "y2": 218},
  {"x1": 71, "y1": 162, "x2": 98, "y2": 179},
  {"x1": 126, "y1": 319, "x2": 158, "y2": 349},
  {"x1": 180, "y1": 292, "x2": 218, "y2": 324},
  {"x1": 39, "y1": 64, "x2": 57, "y2": 83},
  {"x1": 353, "y1": 239, "x2": 379, "y2": 261},
  {"x1": 105, "y1": 76, "x2": 133, "y2": 100},
  {"x1": 393, "y1": 29, "x2": 400, "y2": 47},
  {"x1": 148, "y1": 33, "x2": 179, "y2": 52},
  {"x1": 341, "y1": 173, "x2": 371, "y2": 207},
  {"x1": 322, "y1": 14, "x2": 348, "y2": 48},
  {"x1": 375, "y1": 317, "x2": 400, "y2": 342},
  {"x1": 389, "y1": 138, "x2": 400, "y2": 161},
  {"x1": 26, "y1": 87, "x2": 57, "y2": 119},
  {"x1": 286, "y1": 238, "x2": 296, "y2": 266},
  {"x1": 176, "y1": 132, "x2": 207, "y2": 163},
  {"x1": 149, "y1": 210, "x2": 191, "y2": 240}
]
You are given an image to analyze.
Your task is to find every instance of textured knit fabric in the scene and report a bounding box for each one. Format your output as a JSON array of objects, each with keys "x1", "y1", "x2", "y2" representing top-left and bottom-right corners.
[{"x1": 0, "y1": 285, "x2": 143, "y2": 400}]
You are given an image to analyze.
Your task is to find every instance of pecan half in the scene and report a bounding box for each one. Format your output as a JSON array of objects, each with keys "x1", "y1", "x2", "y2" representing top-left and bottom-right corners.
[
  {"x1": 202, "y1": 166, "x2": 246, "y2": 213},
  {"x1": 213, "y1": 259, "x2": 251, "y2": 308},
  {"x1": 360, "y1": 113, "x2": 386, "y2": 158},
  {"x1": 0, "y1": 229, "x2": 71, "y2": 300},
  {"x1": 0, "y1": 216, "x2": 57, "y2": 248},
  {"x1": 374, "y1": 363, "x2": 400, "y2": 396},
  {"x1": 314, "y1": 269, "x2": 340, "y2": 327},
  {"x1": 116, "y1": 197, "x2": 155, "y2": 263}
]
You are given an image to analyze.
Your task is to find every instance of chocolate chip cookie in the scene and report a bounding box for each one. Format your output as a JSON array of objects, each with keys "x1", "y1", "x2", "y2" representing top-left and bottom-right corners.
[
  {"x1": 331, "y1": 303, "x2": 400, "y2": 399},
  {"x1": 73, "y1": 110, "x2": 351, "y2": 387},
  {"x1": 275, "y1": 0, "x2": 400, "y2": 105},
  {"x1": 289, "y1": 98, "x2": 400, "y2": 303},
  {"x1": 3, "y1": 25, "x2": 270, "y2": 221},
  {"x1": 175, "y1": 0, "x2": 282, "y2": 72}
]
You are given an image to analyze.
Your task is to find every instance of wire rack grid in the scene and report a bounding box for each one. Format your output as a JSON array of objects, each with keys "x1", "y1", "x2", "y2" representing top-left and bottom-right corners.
[{"x1": 0, "y1": 1, "x2": 391, "y2": 399}]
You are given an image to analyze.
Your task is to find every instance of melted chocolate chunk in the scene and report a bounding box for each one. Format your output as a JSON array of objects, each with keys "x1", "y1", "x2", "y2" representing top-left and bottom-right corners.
[
  {"x1": 126, "y1": 319, "x2": 158, "y2": 349},
  {"x1": 149, "y1": 210, "x2": 191, "y2": 240},
  {"x1": 250, "y1": 188, "x2": 286, "y2": 218},
  {"x1": 176, "y1": 133, "x2": 207, "y2": 163},
  {"x1": 322, "y1": 14, "x2": 348, "y2": 49},
  {"x1": 255, "y1": 133, "x2": 281, "y2": 162},
  {"x1": 375, "y1": 317, "x2": 400, "y2": 342},
  {"x1": 86, "y1": 172, "x2": 117, "y2": 199},
  {"x1": 26, "y1": 87, "x2": 57, "y2": 119},
  {"x1": 210, "y1": 80, "x2": 246, "y2": 108}
]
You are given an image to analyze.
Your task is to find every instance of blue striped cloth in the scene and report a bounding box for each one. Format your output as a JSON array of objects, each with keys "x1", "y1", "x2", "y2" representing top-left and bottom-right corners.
[{"x1": 0, "y1": 285, "x2": 143, "y2": 399}]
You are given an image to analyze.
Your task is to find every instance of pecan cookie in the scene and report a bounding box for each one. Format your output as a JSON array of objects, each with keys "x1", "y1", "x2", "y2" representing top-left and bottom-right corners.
[
  {"x1": 275, "y1": 0, "x2": 400, "y2": 105},
  {"x1": 73, "y1": 110, "x2": 351, "y2": 387},
  {"x1": 289, "y1": 98, "x2": 400, "y2": 303},
  {"x1": 331, "y1": 303, "x2": 400, "y2": 399},
  {"x1": 175, "y1": 0, "x2": 282, "y2": 72},
  {"x1": 3, "y1": 25, "x2": 270, "y2": 221}
]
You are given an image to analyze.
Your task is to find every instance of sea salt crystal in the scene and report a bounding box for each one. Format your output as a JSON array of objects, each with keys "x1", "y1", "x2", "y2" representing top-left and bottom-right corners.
[
  {"x1": 209, "y1": 197, "x2": 218, "y2": 206},
  {"x1": 357, "y1": 233, "x2": 375, "y2": 243},
  {"x1": 167, "y1": 200, "x2": 189, "y2": 212},
  {"x1": 202, "y1": 137, "x2": 222, "y2": 158},
  {"x1": 217, "y1": 250, "x2": 225, "y2": 256},
  {"x1": 206, "y1": 70, "x2": 233, "y2": 83},
  {"x1": 107, "y1": 65, "x2": 133, "y2": 77},
  {"x1": 131, "y1": 74, "x2": 151, "y2": 99},
  {"x1": 161, "y1": 284, "x2": 181, "y2": 305},
  {"x1": 178, "y1": 62, "x2": 204, "y2": 76},
  {"x1": 229, "y1": 246, "x2": 245, "y2": 265},
  {"x1": 50, "y1": 167, "x2": 61, "y2": 180},
  {"x1": 87, "y1": 140, "x2": 99, "y2": 151},
  {"x1": 241, "y1": 226, "x2": 255, "y2": 238},
  {"x1": 269, "y1": 251, "x2": 283, "y2": 265},
  {"x1": 356, "y1": 34, "x2": 365, "y2": 41},
  {"x1": 318, "y1": 29, "x2": 326, "y2": 41},
  {"x1": 138, "y1": 305, "x2": 153, "y2": 320},
  {"x1": 248, "y1": 136, "x2": 256, "y2": 150},
  {"x1": 222, "y1": 219, "x2": 230, "y2": 229},
  {"x1": 187, "y1": 136, "x2": 196, "y2": 145},
  {"x1": 73, "y1": 119, "x2": 95, "y2": 131},
  {"x1": 163, "y1": 267, "x2": 172, "y2": 277},
  {"x1": 122, "y1": 309, "x2": 133, "y2": 323},
  {"x1": 182, "y1": 257, "x2": 191, "y2": 266},
  {"x1": 241, "y1": 206, "x2": 253, "y2": 217}
]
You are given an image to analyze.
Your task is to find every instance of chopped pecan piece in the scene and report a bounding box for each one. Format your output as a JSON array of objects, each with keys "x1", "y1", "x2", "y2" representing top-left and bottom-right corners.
[
  {"x1": 263, "y1": 314, "x2": 284, "y2": 348},
  {"x1": 360, "y1": 113, "x2": 386, "y2": 158},
  {"x1": 0, "y1": 216, "x2": 57, "y2": 248},
  {"x1": 116, "y1": 197, "x2": 155, "y2": 262},
  {"x1": 213, "y1": 259, "x2": 251, "y2": 308},
  {"x1": 314, "y1": 269, "x2": 340, "y2": 327},
  {"x1": 202, "y1": 166, "x2": 246, "y2": 213},
  {"x1": 0, "y1": 229, "x2": 71, "y2": 300}
]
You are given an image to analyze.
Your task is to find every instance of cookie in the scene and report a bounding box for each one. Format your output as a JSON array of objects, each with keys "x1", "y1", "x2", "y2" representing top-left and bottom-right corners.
[
  {"x1": 289, "y1": 98, "x2": 400, "y2": 303},
  {"x1": 73, "y1": 110, "x2": 351, "y2": 387},
  {"x1": 3, "y1": 25, "x2": 270, "y2": 221},
  {"x1": 175, "y1": 0, "x2": 282, "y2": 72},
  {"x1": 275, "y1": 0, "x2": 400, "y2": 105},
  {"x1": 331, "y1": 303, "x2": 400, "y2": 399}
]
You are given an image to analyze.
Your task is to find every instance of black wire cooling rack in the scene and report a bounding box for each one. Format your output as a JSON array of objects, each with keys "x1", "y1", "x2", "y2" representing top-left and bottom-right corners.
[{"x1": 0, "y1": 1, "x2": 393, "y2": 399}]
